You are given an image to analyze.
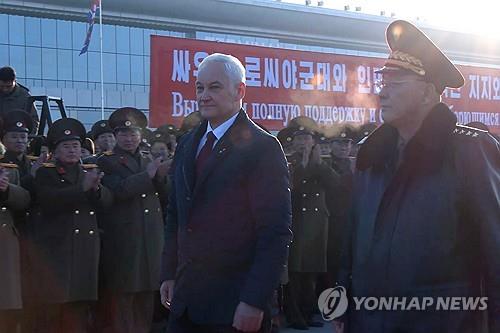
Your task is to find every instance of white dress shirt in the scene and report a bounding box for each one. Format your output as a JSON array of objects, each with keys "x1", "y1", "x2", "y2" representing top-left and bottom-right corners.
[{"x1": 196, "y1": 112, "x2": 239, "y2": 157}]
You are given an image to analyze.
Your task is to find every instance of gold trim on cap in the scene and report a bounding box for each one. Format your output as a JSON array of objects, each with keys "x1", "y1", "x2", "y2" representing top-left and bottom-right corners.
[{"x1": 386, "y1": 50, "x2": 426, "y2": 76}]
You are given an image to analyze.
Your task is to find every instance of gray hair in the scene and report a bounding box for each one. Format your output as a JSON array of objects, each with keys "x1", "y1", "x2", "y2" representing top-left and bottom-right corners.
[{"x1": 198, "y1": 53, "x2": 246, "y2": 86}]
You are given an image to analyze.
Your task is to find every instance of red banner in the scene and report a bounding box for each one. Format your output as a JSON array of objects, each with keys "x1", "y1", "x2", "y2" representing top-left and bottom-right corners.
[{"x1": 150, "y1": 36, "x2": 500, "y2": 134}]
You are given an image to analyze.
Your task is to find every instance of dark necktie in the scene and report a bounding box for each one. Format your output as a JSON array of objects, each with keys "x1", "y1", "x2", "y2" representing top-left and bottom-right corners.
[{"x1": 195, "y1": 131, "x2": 216, "y2": 180}]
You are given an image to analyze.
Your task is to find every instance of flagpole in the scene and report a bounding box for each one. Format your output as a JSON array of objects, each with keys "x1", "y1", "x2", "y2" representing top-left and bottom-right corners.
[{"x1": 99, "y1": 0, "x2": 105, "y2": 120}]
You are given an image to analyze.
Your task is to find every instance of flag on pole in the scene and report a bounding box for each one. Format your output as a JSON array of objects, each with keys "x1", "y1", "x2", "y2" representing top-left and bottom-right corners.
[{"x1": 80, "y1": 0, "x2": 101, "y2": 55}]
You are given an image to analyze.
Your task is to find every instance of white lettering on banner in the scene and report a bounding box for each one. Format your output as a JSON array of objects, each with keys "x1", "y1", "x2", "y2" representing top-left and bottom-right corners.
[
  {"x1": 332, "y1": 64, "x2": 347, "y2": 92},
  {"x1": 469, "y1": 75, "x2": 479, "y2": 100},
  {"x1": 250, "y1": 103, "x2": 302, "y2": 126},
  {"x1": 443, "y1": 88, "x2": 462, "y2": 99},
  {"x1": 493, "y1": 77, "x2": 500, "y2": 100},
  {"x1": 193, "y1": 51, "x2": 208, "y2": 78},
  {"x1": 455, "y1": 111, "x2": 500, "y2": 126},
  {"x1": 481, "y1": 76, "x2": 491, "y2": 100},
  {"x1": 245, "y1": 57, "x2": 262, "y2": 87},
  {"x1": 171, "y1": 92, "x2": 198, "y2": 117},
  {"x1": 357, "y1": 66, "x2": 371, "y2": 94},
  {"x1": 172, "y1": 50, "x2": 191, "y2": 83},
  {"x1": 317, "y1": 63, "x2": 331, "y2": 91},
  {"x1": 299, "y1": 61, "x2": 314, "y2": 90},
  {"x1": 282, "y1": 60, "x2": 298, "y2": 89},
  {"x1": 264, "y1": 58, "x2": 280, "y2": 88},
  {"x1": 369, "y1": 108, "x2": 378, "y2": 123}
]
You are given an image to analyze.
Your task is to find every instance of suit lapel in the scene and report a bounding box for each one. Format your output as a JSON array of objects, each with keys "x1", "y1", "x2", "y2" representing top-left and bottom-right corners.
[
  {"x1": 192, "y1": 110, "x2": 247, "y2": 196},
  {"x1": 183, "y1": 122, "x2": 207, "y2": 195}
]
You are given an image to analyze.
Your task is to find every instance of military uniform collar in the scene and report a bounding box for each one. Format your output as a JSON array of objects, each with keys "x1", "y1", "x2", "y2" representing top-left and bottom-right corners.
[{"x1": 357, "y1": 103, "x2": 457, "y2": 171}]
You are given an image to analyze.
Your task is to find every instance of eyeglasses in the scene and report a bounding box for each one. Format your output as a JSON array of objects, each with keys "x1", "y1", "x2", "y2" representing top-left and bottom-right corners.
[{"x1": 374, "y1": 79, "x2": 425, "y2": 91}]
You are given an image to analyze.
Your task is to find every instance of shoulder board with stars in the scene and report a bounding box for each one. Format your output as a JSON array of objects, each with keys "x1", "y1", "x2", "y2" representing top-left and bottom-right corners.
[
  {"x1": 453, "y1": 125, "x2": 487, "y2": 138},
  {"x1": 42, "y1": 163, "x2": 56, "y2": 168},
  {"x1": 82, "y1": 164, "x2": 99, "y2": 169},
  {"x1": 0, "y1": 162, "x2": 18, "y2": 168}
]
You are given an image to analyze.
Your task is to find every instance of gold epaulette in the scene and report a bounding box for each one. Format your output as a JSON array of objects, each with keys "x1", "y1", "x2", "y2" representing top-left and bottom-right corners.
[
  {"x1": 82, "y1": 164, "x2": 99, "y2": 169},
  {"x1": 0, "y1": 162, "x2": 18, "y2": 168},
  {"x1": 42, "y1": 163, "x2": 56, "y2": 168},
  {"x1": 26, "y1": 155, "x2": 39, "y2": 161},
  {"x1": 102, "y1": 151, "x2": 114, "y2": 156}
]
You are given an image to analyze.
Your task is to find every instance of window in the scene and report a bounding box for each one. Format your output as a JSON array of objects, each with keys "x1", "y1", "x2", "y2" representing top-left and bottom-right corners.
[
  {"x1": 26, "y1": 47, "x2": 42, "y2": 79},
  {"x1": 87, "y1": 51, "x2": 100, "y2": 82},
  {"x1": 101, "y1": 25, "x2": 116, "y2": 53},
  {"x1": 57, "y1": 49, "x2": 73, "y2": 80},
  {"x1": 57, "y1": 20, "x2": 72, "y2": 49},
  {"x1": 130, "y1": 27, "x2": 144, "y2": 55},
  {"x1": 116, "y1": 25, "x2": 130, "y2": 54},
  {"x1": 9, "y1": 46, "x2": 26, "y2": 78},
  {"x1": 130, "y1": 55, "x2": 144, "y2": 85},
  {"x1": 42, "y1": 48, "x2": 57, "y2": 80},
  {"x1": 103, "y1": 52, "x2": 116, "y2": 83},
  {"x1": 8, "y1": 15, "x2": 25, "y2": 46},
  {"x1": 0, "y1": 14, "x2": 8, "y2": 44},
  {"x1": 41, "y1": 18, "x2": 57, "y2": 48},
  {"x1": 0, "y1": 43, "x2": 8, "y2": 65},
  {"x1": 73, "y1": 50, "x2": 88, "y2": 82},
  {"x1": 72, "y1": 21, "x2": 87, "y2": 51},
  {"x1": 116, "y1": 54, "x2": 130, "y2": 84},
  {"x1": 143, "y1": 29, "x2": 154, "y2": 56},
  {"x1": 144, "y1": 56, "x2": 150, "y2": 85},
  {"x1": 25, "y1": 17, "x2": 41, "y2": 47}
]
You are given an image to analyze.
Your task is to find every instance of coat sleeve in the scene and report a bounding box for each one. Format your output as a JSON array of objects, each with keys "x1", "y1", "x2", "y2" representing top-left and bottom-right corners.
[
  {"x1": 3, "y1": 183, "x2": 30, "y2": 211},
  {"x1": 98, "y1": 157, "x2": 156, "y2": 201},
  {"x1": 239, "y1": 137, "x2": 292, "y2": 311},
  {"x1": 160, "y1": 149, "x2": 182, "y2": 282},
  {"x1": 459, "y1": 134, "x2": 500, "y2": 332},
  {"x1": 34, "y1": 167, "x2": 89, "y2": 214}
]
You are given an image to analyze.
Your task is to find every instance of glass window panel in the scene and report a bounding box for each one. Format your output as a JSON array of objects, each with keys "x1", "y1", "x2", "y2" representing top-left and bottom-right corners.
[
  {"x1": 116, "y1": 25, "x2": 130, "y2": 54},
  {"x1": 143, "y1": 29, "x2": 154, "y2": 56},
  {"x1": 0, "y1": 44, "x2": 8, "y2": 65},
  {"x1": 41, "y1": 18, "x2": 57, "y2": 48},
  {"x1": 87, "y1": 51, "x2": 100, "y2": 82},
  {"x1": 57, "y1": 20, "x2": 72, "y2": 49},
  {"x1": 101, "y1": 25, "x2": 116, "y2": 53},
  {"x1": 72, "y1": 21, "x2": 87, "y2": 51},
  {"x1": 116, "y1": 54, "x2": 130, "y2": 84},
  {"x1": 103, "y1": 52, "x2": 116, "y2": 83},
  {"x1": 144, "y1": 56, "x2": 150, "y2": 86},
  {"x1": 0, "y1": 14, "x2": 8, "y2": 44},
  {"x1": 42, "y1": 48, "x2": 57, "y2": 80},
  {"x1": 26, "y1": 47, "x2": 42, "y2": 79},
  {"x1": 130, "y1": 55, "x2": 144, "y2": 85},
  {"x1": 57, "y1": 49, "x2": 72, "y2": 80},
  {"x1": 130, "y1": 27, "x2": 144, "y2": 55},
  {"x1": 8, "y1": 15, "x2": 25, "y2": 45},
  {"x1": 73, "y1": 50, "x2": 88, "y2": 82},
  {"x1": 9, "y1": 46, "x2": 26, "y2": 78},
  {"x1": 25, "y1": 17, "x2": 41, "y2": 47}
]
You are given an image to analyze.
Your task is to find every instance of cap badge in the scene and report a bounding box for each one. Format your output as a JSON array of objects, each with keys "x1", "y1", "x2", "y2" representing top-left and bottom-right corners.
[
  {"x1": 64, "y1": 130, "x2": 71, "y2": 135},
  {"x1": 125, "y1": 120, "x2": 132, "y2": 127},
  {"x1": 16, "y1": 122, "x2": 23, "y2": 127},
  {"x1": 100, "y1": 123, "x2": 106, "y2": 127}
]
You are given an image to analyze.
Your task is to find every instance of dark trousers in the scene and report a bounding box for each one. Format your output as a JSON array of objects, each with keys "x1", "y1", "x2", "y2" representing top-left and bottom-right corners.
[
  {"x1": 167, "y1": 310, "x2": 271, "y2": 333},
  {"x1": 100, "y1": 291, "x2": 155, "y2": 333},
  {"x1": 0, "y1": 309, "x2": 21, "y2": 333},
  {"x1": 285, "y1": 272, "x2": 318, "y2": 325},
  {"x1": 32, "y1": 302, "x2": 90, "y2": 333}
]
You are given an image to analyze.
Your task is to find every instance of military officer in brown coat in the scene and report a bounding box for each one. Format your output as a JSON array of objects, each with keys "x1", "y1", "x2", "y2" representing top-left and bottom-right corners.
[
  {"x1": 30, "y1": 118, "x2": 112, "y2": 333},
  {"x1": 0, "y1": 160, "x2": 30, "y2": 332},
  {"x1": 285, "y1": 123, "x2": 340, "y2": 330},
  {"x1": 97, "y1": 107, "x2": 168, "y2": 333}
]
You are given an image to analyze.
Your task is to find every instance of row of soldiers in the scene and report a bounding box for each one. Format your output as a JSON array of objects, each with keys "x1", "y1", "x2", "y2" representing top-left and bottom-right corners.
[{"x1": 0, "y1": 107, "x2": 188, "y2": 333}]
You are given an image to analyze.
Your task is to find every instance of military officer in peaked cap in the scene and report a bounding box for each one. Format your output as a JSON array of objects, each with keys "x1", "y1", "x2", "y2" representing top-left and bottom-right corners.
[
  {"x1": 91, "y1": 120, "x2": 116, "y2": 155},
  {"x1": 29, "y1": 117, "x2": 112, "y2": 333},
  {"x1": 285, "y1": 120, "x2": 340, "y2": 330},
  {"x1": 0, "y1": 115, "x2": 31, "y2": 333},
  {"x1": 96, "y1": 107, "x2": 168, "y2": 333},
  {"x1": 335, "y1": 20, "x2": 500, "y2": 333}
]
